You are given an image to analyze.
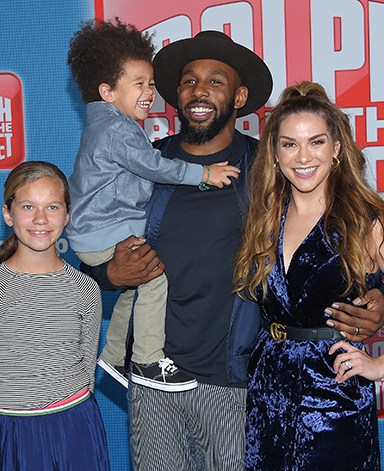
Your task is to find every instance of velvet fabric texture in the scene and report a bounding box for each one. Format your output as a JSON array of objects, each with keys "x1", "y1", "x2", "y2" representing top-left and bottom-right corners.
[{"x1": 245, "y1": 206, "x2": 381, "y2": 470}]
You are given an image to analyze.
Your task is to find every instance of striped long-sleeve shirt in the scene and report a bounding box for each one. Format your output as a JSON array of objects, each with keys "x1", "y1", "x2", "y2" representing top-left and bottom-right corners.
[{"x1": 0, "y1": 262, "x2": 102, "y2": 409}]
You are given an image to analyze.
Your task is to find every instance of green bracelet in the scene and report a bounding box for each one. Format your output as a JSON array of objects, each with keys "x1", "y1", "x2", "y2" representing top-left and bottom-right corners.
[{"x1": 198, "y1": 165, "x2": 210, "y2": 191}]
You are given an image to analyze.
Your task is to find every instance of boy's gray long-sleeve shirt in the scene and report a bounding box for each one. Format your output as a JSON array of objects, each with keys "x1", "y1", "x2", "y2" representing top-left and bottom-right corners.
[{"x1": 66, "y1": 102, "x2": 203, "y2": 252}]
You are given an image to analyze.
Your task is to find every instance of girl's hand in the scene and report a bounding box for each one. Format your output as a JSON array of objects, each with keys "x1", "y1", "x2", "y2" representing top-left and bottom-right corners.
[
  {"x1": 203, "y1": 161, "x2": 240, "y2": 188},
  {"x1": 329, "y1": 340, "x2": 384, "y2": 383}
]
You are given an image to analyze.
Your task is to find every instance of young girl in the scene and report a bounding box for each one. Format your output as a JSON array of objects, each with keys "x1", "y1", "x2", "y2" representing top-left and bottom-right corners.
[
  {"x1": 0, "y1": 161, "x2": 110, "y2": 470},
  {"x1": 234, "y1": 82, "x2": 384, "y2": 470}
]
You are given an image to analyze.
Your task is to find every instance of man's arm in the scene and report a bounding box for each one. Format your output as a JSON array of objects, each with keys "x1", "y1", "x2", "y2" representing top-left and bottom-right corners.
[
  {"x1": 325, "y1": 288, "x2": 384, "y2": 341},
  {"x1": 81, "y1": 235, "x2": 164, "y2": 290}
]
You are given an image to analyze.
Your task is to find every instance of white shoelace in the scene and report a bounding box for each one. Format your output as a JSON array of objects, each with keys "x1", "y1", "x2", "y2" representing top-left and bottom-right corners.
[{"x1": 158, "y1": 357, "x2": 177, "y2": 377}]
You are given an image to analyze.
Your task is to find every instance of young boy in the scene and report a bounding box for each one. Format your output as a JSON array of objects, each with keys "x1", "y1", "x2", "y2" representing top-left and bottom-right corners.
[{"x1": 66, "y1": 18, "x2": 239, "y2": 392}]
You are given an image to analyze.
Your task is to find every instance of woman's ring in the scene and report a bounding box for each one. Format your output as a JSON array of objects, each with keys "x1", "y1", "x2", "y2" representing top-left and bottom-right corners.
[
  {"x1": 345, "y1": 360, "x2": 353, "y2": 370},
  {"x1": 355, "y1": 327, "x2": 360, "y2": 335}
]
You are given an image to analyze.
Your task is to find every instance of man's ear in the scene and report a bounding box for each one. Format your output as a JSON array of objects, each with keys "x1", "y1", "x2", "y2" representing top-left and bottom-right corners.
[
  {"x1": 98, "y1": 83, "x2": 115, "y2": 103},
  {"x1": 234, "y1": 86, "x2": 249, "y2": 111}
]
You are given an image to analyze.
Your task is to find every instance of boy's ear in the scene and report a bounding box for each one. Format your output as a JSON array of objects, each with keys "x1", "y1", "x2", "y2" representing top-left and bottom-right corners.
[
  {"x1": 64, "y1": 211, "x2": 70, "y2": 228},
  {"x1": 98, "y1": 83, "x2": 114, "y2": 102}
]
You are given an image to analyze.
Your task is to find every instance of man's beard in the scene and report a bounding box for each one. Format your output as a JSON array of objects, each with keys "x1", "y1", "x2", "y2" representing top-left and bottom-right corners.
[{"x1": 178, "y1": 98, "x2": 236, "y2": 145}]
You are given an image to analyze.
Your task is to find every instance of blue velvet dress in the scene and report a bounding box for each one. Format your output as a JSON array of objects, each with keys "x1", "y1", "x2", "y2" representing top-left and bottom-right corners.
[{"x1": 245, "y1": 208, "x2": 381, "y2": 470}]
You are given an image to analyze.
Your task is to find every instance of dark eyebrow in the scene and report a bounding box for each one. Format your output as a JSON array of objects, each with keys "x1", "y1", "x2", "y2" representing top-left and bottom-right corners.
[
  {"x1": 180, "y1": 69, "x2": 227, "y2": 79},
  {"x1": 279, "y1": 133, "x2": 328, "y2": 141}
]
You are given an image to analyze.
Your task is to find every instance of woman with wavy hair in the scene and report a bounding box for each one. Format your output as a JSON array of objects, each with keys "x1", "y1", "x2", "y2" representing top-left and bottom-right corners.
[{"x1": 234, "y1": 81, "x2": 384, "y2": 470}]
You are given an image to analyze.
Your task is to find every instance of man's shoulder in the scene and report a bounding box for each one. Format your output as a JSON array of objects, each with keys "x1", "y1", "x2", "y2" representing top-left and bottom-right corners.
[
  {"x1": 152, "y1": 134, "x2": 177, "y2": 151},
  {"x1": 235, "y1": 129, "x2": 259, "y2": 148},
  {"x1": 231, "y1": 131, "x2": 259, "y2": 168},
  {"x1": 152, "y1": 131, "x2": 258, "y2": 151}
]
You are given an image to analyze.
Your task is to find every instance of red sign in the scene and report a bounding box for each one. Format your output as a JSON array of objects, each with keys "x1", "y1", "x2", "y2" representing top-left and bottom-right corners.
[
  {"x1": 364, "y1": 332, "x2": 384, "y2": 416},
  {"x1": 94, "y1": 0, "x2": 384, "y2": 414},
  {"x1": 95, "y1": 0, "x2": 384, "y2": 192},
  {"x1": 0, "y1": 73, "x2": 25, "y2": 169}
]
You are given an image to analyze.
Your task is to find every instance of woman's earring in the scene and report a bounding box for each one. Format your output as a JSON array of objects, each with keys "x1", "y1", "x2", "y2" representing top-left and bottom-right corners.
[
  {"x1": 274, "y1": 157, "x2": 280, "y2": 172},
  {"x1": 332, "y1": 156, "x2": 340, "y2": 168}
]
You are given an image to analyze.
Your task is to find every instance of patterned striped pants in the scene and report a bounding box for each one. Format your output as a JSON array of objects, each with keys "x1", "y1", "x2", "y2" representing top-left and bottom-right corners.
[{"x1": 128, "y1": 382, "x2": 247, "y2": 471}]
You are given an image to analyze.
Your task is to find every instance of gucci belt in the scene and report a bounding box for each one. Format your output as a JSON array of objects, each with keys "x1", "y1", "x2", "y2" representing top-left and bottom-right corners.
[{"x1": 267, "y1": 322, "x2": 344, "y2": 342}]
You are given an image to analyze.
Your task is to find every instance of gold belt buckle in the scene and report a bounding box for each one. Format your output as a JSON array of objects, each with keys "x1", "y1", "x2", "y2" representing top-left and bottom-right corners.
[{"x1": 270, "y1": 322, "x2": 287, "y2": 341}]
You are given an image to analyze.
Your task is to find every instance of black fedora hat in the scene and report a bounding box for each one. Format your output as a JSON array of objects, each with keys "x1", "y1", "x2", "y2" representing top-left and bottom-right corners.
[{"x1": 153, "y1": 30, "x2": 273, "y2": 118}]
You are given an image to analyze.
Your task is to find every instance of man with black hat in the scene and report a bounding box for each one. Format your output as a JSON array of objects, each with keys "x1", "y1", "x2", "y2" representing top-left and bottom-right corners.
[
  {"x1": 86, "y1": 30, "x2": 384, "y2": 470},
  {"x1": 125, "y1": 30, "x2": 272, "y2": 470}
]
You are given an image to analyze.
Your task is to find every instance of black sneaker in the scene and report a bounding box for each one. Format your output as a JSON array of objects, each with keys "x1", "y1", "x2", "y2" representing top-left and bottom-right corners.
[
  {"x1": 97, "y1": 358, "x2": 128, "y2": 389},
  {"x1": 131, "y1": 358, "x2": 198, "y2": 392}
]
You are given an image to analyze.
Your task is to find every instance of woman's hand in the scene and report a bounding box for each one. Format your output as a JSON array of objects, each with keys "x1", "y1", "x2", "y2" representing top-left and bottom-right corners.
[{"x1": 329, "y1": 340, "x2": 384, "y2": 383}]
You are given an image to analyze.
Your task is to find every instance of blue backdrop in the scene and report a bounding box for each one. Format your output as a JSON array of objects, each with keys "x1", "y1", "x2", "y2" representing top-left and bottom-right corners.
[
  {"x1": 1, "y1": 1, "x2": 130, "y2": 470},
  {"x1": 1, "y1": 2, "x2": 384, "y2": 470}
]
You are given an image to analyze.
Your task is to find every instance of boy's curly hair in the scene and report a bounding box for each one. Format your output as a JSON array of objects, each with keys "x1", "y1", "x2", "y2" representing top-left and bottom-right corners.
[{"x1": 68, "y1": 17, "x2": 155, "y2": 103}]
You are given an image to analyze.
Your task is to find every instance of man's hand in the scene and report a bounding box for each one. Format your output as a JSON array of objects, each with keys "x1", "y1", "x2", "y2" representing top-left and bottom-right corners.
[
  {"x1": 325, "y1": 288, "x2": 384, "y2": 341},
  {"x1": 107, "y1": 236, "x2": 164, "y2": 288}
]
